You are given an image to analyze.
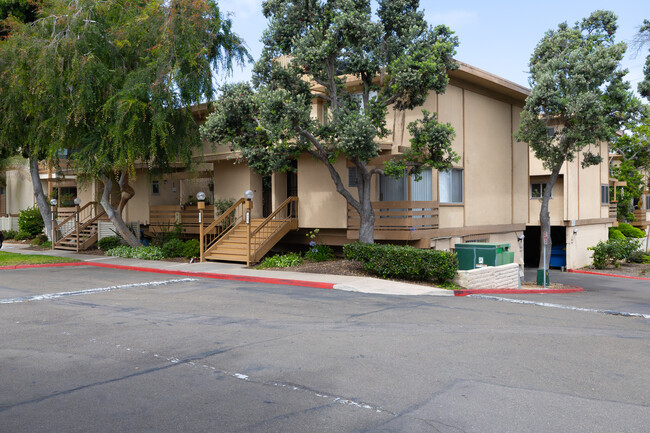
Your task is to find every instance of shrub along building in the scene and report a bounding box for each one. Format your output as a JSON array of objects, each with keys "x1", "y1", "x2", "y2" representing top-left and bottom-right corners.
[{"x1": 0, "y1": 62, "x2": 616, "y2": 268}]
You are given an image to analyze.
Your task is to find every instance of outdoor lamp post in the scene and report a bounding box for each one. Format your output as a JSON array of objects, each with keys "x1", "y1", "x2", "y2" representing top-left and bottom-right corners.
[
  {"x1": 244, "y1": 190, "x2": 254, "y2": 266},
  {"x1": 197, "y1": 191, "x2": 206, "y2": 262},
  {"x1": 50, "y1": 199, "x2": 57, "y2": 249}
]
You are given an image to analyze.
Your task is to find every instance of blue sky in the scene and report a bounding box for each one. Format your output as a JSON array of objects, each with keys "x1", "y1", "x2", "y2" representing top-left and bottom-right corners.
[{"x1": 218, "y1": 0, "x2": 649, "y2": 94}]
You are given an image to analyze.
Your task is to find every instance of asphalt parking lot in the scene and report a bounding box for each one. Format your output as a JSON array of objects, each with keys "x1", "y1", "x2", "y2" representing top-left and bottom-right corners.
[{"x1": 1, "y1": 265, "x2": 649, "y2": 432}]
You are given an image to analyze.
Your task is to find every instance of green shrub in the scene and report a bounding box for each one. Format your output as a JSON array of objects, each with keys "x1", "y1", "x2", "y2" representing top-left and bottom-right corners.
[
  {"x1": 98, "y1": 235, "x2": 124, "y2": 251},
  {"x1": 162, "y1": 238, "x2": 185, "y2": 258},
  {"x1": 617, "y1": 223, "x2": 646, "y2": 238},
  {"x1": 150, "y1": 223, "x2": 183, "y2": 247},
  {"x1": 305, "y1": 243, "x2": 334, "y2": 262},
  {"x1": 106, "y1": 246, "x2": 165, "y2": 260},
  {"x1": 14, "y1": 231, "x2": 31, "y2": 241},
  {"x1": 3, "y1": 230, "x2": 18, "y2": 240},
  {"x1": 344, "y1": 242, "x2": 458, "y2": 283},
  {"x1": 628, "y1": 251, "x2": 648, "y2": 263},
  {"x1": 30, "y1": 233, "x2": 49, "y2": 246},
  {"x1": 215, "y1": 198, "x2": 236, "y2": 215},
  {"x1": 182, "y1": 239, "x2": 200, "y2": 259},
  {"x1": 258, "y1": 252, "x2": 303, "y2": 269},
  {"x1": 18, "y1": 206, "x2": 44, "y2": 237},
  {"x1": 343, "y1": 241, "x2": 382, "y2": 262},
  {"x1": 588, "y1": 238, "x2": 642, "y2": 269},
  {"x1": 608, "y1": 228, "x2": 625, "y2": 240}
]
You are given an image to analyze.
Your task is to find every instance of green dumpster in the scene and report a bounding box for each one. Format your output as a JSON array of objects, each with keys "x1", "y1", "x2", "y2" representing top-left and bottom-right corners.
[{"x1": 454, "y1": 243, "x2": 515, "y2": 270}]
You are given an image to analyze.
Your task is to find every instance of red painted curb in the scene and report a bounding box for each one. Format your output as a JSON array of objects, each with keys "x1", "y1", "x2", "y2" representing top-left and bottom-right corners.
[
  {"x1": 454, "y1": 286, "x2": 584, "y2": 296},
  {"x1": 568, "y1": 269, "x2": 650, "y2": 281},
  {"x1": 0, "y1": 261, "x2": 336, "y2": 290}
]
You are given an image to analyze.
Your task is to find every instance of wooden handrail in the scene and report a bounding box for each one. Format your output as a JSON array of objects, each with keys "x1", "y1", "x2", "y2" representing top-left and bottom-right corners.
[
  {"x1": 53, "y1": 201, "x2": 98, "y2": 231},
  {"x1": 203, "y1": 198, "x2": 246, "y2": 234},
  {"x1": 250, "y1": 196, "x2": 298, "y2": 238}
]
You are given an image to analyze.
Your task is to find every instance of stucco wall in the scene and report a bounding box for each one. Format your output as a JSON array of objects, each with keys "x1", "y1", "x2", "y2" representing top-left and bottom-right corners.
[
  {"x1": 297, "y1": 154, "x2": 348, "y2": 229},
  {"x1": 464, "y1": 91, "x2": 513, "y2": 227},
  {"x1": 6, "y1": 166, "x2": 34, "y2": 215},
  {"x1": 565, "y1": 222, "x2": 610, "y2": 269},
  {"x1": 122, "y1": 171, "x2": 150, "y2": 224},
  {"x1": 213, "y1": 161, "x2": 263, "y2": 219},
  {"x1": 529, "y1": 176, "x2": 564, "y2": 225}
]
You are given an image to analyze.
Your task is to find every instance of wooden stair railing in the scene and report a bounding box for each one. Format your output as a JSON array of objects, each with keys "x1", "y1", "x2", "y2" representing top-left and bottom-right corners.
[
  {"x1": 248, "y1": 196, "x2": 299, "y2": 264},
  {"x1": 52, "y1": 202, "x2": 106, "y2": 251},
  {"x1": 201, "y1": 198, "x2": 247, "y2": 259},
  {"x1": 201, "y1": 196, "x2": 298, "y2": 264}
]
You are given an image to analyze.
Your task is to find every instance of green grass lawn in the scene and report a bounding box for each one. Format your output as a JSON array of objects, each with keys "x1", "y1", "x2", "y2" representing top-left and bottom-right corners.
[{"x1": 0, "y1": 251, "x2": 79, "y2": 266}]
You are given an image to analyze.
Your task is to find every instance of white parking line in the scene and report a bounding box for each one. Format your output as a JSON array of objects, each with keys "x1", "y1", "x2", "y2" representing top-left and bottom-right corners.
[
  {"x1": 469, "y1": 294, "x2": 650, "y2": 319},
  {"x1": 0, "y1": 278, "x2": 199, "y2": 304}
]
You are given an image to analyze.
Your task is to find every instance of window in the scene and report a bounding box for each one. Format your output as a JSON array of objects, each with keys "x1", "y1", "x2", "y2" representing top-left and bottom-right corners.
[
  {"x1": 348, "y1": 166, "x2": 358, "y2": 188},
  {"x1": 601, "y1": 185, "x2": 609, "y2": 205},
  {"x1": 379, "y1": 172, "x2": 407, "y2": 201},
  {"x1": 439, "y1": 169, "x2": 463, "y2": 204},
  {"x1": 152, "y1": 180, "x2": 160, "y2": 195},
  {"x1": 645, "y1": 194, "x2": 650, "y2": 211},
  {"x1": 530, "y1": 183, "x2": 552, "y2": 199},
  {"x1": 351, "y1": 90, "x2": 378, "y2": 113},
  {"x1": 546, "y1": 127, "x2": 556, "y2": 137}
]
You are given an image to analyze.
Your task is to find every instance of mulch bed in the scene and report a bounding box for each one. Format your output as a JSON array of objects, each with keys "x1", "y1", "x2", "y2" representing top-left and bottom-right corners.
[{"x1": 578, "y1": 262, "x2": 650, "y2": 278}]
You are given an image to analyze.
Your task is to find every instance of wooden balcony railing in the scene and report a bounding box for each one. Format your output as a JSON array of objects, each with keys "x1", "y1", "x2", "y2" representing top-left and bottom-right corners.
[
  {"x1": 347, "y1": 200, "x2": 439, "y2": 241},
  {"x1": 609, "y1": 202, "x2": 618, "y2": 219},
  {"x1": 149, "y1": 204, "x2": 215, "y2": 236}
]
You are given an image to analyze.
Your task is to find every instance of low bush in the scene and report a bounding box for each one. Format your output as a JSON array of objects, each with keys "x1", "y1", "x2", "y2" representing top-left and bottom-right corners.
[
  {"x1": 3, "y1": 230, "x2": 18, "y2": 240},
  {"x1": 344, "y1": 242, "x2": 458, "y2": 283},
  {"x1": 106, "y1": 245, "x2": 165, "y2": 260},
  {"x1": 161, "y1": 238, "x2": 185, "y2": 258},
  {"x1": 305, "y1": 243, "x2": 334, "y2": 262},
  {"x1": 258, "y1": 252, "x2": 303, "y2": 269},
  {"x1": 588, "y1": 238, "x2": 642, "y2": 269},
  {"x1": 31, "y1": 233, "x2": 49, "y2": 246},
  {"x1": 98, "y1": 235, "x2": 124, "y2": 251},
  {"x1": 343, "y1": 241, "x2": 382, "y2": 262},
  {"x1": 617, "y1": 223, "x2": 646, "y2": 239},
  {"x1": 182, "y1": 239, "x2": 200, "y2": 259},
  {"x1": 628, "y1": 250, "x2": 650, "y2": 264},
  {"x1": 18, "y1": 206, "x2": 44, "y2": 237},
  {"x1": 150, "y1": 223, "x2": 183, "y2": 247},
  {"x1": 608, "y1": 228, "x2": 625, "y2": 240},
  {"x1": 14, "y1": 231, "x2": 31, "y2": 241}
]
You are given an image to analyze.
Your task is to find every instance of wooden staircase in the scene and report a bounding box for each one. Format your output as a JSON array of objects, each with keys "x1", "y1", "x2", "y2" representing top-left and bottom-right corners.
[
  {"x1": 53, "y1": 202, "x2": 106, "y2": 251},
  {"x1": 202, "y1": 196, "x2": 298, "y2": 264}
]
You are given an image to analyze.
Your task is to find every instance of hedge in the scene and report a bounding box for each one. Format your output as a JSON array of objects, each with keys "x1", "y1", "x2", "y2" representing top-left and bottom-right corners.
[
  {"x1": 343, "y1": 242, "x2": 458, "y2": 283},
  {"x1": 617, "y1": 223, "x2": 646, "y2": 239}
]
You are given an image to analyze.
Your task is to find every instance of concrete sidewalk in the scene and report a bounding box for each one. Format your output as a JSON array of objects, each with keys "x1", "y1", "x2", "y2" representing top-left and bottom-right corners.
[{"x1": 1, "y1": 243, "x2": 454, "y2": 297}]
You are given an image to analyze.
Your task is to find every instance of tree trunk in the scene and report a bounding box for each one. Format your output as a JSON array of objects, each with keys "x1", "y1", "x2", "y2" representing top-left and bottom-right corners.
[
  {"x1": 99, "y1": 175, "x2": 140, "y2": 247},
  {"x1": 357, "y1": 169, "x2": 375, "y2": 244},
  {"x1": 29, "y1": 158, "x2": 53, "y2": 240},
  {"x1": 118, "y1": 170, "x2": 135, "y2": 214},
  {"x1": 538, "y1": 163, "x2": 563, "y2": 269}
]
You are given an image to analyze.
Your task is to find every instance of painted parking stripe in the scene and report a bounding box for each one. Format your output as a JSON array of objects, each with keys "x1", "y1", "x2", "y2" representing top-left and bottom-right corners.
[
  {"x1": 0, "y1": 278, "x2": 198, "y2": 304},
  {"x1": 469, "y1": 294, "x2": 650, "y2": 319}
]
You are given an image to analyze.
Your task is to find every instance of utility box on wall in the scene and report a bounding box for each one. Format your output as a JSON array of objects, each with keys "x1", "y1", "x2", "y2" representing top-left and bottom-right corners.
[{"x1": 455, "y1": 243, "x2": 515, "y2": 270}]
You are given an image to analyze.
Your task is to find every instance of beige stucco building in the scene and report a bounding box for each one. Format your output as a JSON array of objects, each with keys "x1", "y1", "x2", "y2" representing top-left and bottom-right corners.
[{"x1": 1, "y1": 61, "x2": 621, "y2": 268}]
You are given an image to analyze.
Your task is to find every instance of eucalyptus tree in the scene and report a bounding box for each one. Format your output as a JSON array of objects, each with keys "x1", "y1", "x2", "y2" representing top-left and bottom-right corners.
[
  {"x1": 0, "y1": 0, "x2": 249, "y2": 245},
  {"x1": 515, "y1": 10, "x2": 639, "y2": 268},
  {"x1": 201, "y1": 0, "x2": 459, "y2": 243}
]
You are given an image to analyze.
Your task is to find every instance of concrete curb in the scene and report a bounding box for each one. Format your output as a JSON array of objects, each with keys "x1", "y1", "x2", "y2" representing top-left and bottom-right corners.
[{"x1": 568, "y1": 269, "x2": 650, "y2": 281}]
